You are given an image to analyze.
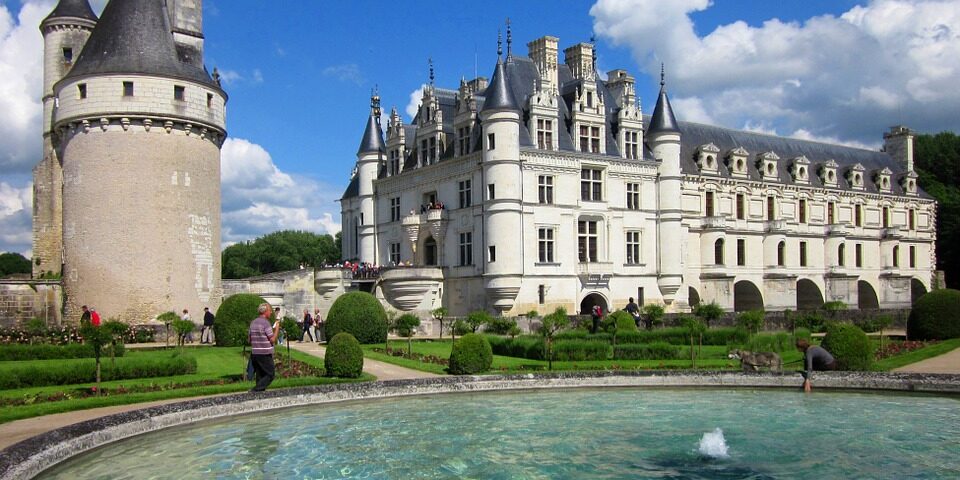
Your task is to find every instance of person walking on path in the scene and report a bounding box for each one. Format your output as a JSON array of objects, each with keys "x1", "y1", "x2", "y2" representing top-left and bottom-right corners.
[
  {"x1": 182, "y1": 309, "x2": 194, "y2": 343},
  {"x1": 590, "y1": 304, "x2": 603, "y2": 334},
  {"x1": 314, "y1": 308, "x2": 324, "y2": 343},
  {"x1": 796, "y1": 338, "x2": 837, "y2": 393},
  {"x1": 90, "y1": 307, "x2": 101, "y2": 327},
  {"x1": 300, "y1": 309, "x2": 314, "y2": 342},
  {"x1": 625, "y1": 297, "x2": 641, "y2": 328},
  {"x1": 201, "y1": 307, "x2": 215, "y2": 344},
  {"x1": 248, "y1": 303, "x2": 280, "y2": 392},
  {"x1": 80, "y1": 305, "x2": 91, "y2": 326}
]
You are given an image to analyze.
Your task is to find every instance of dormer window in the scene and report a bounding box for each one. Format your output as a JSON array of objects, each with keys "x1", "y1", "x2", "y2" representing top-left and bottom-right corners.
[
  {"x1": 579, "y1": 125, "x2": 601, "y2": 153},
  {"x1": 697, "y1": 143, "x2": 721, "y2": 174},
  {"x1": 820, "y1": 160, "x2": 839, "y2": 187},
  {"x1": 726, "y1": 147, "x2": 749, "y2": 178},
  {"x1": 757, "y1": 152, "x2": 780, "y2": 181},
  {"x1": 623, "y1": 131, "x2": 640, "y2": 160},
  {"x1": 847, "y1": 163, "x2": 866, "y2": 190},
  {"x1": 875, "y1": 167, "x2": 893, "y2": 193},
  {"x1": 901, "y1": 171, "x2": 919, "y2": 195},
  {"x1": 536, "y1": 119, "x2": 554, "y2": 150},
  {"x1": 790, "y1": 156, "x2": 811, "y2": 184},
  {"x1": 457, "y1": 126, "x2": 472, "y2": 155}
]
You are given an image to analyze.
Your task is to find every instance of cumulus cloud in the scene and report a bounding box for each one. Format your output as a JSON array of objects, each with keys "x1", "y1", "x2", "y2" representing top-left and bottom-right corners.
[
  {"x1": 405, "y1": 84, "x2": 426, "y2": 120},
  {"x1": 592, "y1": 0, "x2": 960, "y2": 145},
  {"x1": 0, "y1": 180, "x2": 33, "y2": 255},
  {"x1": 322, "y1": 63, "x2": 365, "y2": 85}
]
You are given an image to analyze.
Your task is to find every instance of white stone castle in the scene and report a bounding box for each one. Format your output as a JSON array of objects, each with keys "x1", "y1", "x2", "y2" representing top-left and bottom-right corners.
[
  {"x1": 32, "y1": 0, "x2": 227, "y2": 322},
  {"x1": 340, "y1": 32, "x2": 936, "y2": 317}
]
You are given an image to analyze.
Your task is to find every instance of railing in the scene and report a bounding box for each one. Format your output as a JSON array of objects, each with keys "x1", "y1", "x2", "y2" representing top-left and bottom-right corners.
[
  {"x1": 765, "y1": 219, "x2": 787, "y2": 233},
  {"x1": 576, "y1": 262, "x2": 614, "y2": 276},
  {"x1": 825, "y1": 223, "x2": 848, "y2": 236},
  {"x1": 702, "y1": 216, "x2": 726, "y2": 230},
  {"x1": 882, "y1": 227, "x2": 902, "y2": 239}
]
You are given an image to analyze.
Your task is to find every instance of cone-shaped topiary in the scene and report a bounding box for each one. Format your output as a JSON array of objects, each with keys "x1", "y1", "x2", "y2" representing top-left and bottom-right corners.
[
  {"x1": 449, "y1": 333, "x2": 493, "y2": 374},
  {"x1": 214, "y1": 293, "x2": 267, "y2": 347},
  {"x1": 324, "y1": 332, "x2": 364, "y2": 378},
  {"x1": 908, "y1": 289, "x2": 960, "y2": 340},
  {"x1": 821, "y1": 323, "x2": 873, "y2": 371},
  {"x1": 326, "y1": 292, "x2": 388, "y2": 344}
]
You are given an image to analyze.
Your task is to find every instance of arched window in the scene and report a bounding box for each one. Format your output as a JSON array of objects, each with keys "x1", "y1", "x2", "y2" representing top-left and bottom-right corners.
[
  {"x1": 892, "y1": 245, "x2": 900, "y2": 268},
  {"x1": 777, "y1": 241, "x2": 786, "y2": 267},
  {"x1": 838, "y1": 244, "x2": 845, "y2": 267},
  {"x1": 714, "y1": 238, "x2": 725, "y2": 265}
]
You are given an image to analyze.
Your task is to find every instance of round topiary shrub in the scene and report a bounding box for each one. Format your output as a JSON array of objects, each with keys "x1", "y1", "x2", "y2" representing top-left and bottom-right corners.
[
  {"x1": 213, "y1": 293, "x2": 267, "y2": 347},
  {"x1": 821, "y1": 323, "x2": 873, "y2": 371},
  {"x1": 908, "y1": 289, "x2": 960, "y2": 340},
  {"x1": 324, "y1": 332, "x2": 364, "y2": 378},
  {"x1": 448, "y1": 333, "x2": 493, "y2": 375},
  {"x1": 610, "y1": 311, "x2": 638, "y2": 332},
  {"x1": 325, "y1": 292, "x2": 388, "y2": 344}
]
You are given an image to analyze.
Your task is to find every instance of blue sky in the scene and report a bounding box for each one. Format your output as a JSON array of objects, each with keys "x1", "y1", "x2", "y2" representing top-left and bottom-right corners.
[{"x1": 2, "y1": 0, "x2": 959, "y2": 255}]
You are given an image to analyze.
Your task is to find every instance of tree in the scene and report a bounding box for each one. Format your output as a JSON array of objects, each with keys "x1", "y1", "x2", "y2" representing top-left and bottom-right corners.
[
  {"x1": 0, "y1": 252, "x2": 31, "y2": 277},
  {"x1": 79, "y1": 322, "x2": 115, "y2": 396},
  {"x1": 172, "y1": 318, "x2": 195, "y2": 352},
  {"x1": 157, "y1": 311, "x2": 180, "y2": 348},
  {"x1": 679, "y1": 316, "x2": 707, "y2": 368},
  {"x1": 641, "y1": 304, "x2": 665, "y2": 330},
  {"x1": 394, "y1": 314, "x2": 421, "y2": 356},
  {"x1": 915, "y1": 132, "x2": 960, "y2": 287},
  {"x1": 694, "y1": 302, "x2": 724, "y2": 328},
  {"x1": 431, "y1": 307, "x2": 448, "y2": 339},
  {"x1": 538, "y1": 306, "x2": 570, "y2": 371},
  {"x1": 221, "y1": 230, "x2": 341, "y2": 278},
  {"x1": 466, "y1": 310, "x2": 493, "y2": 333},
  {"x1": 280, "y1": 316, "x2": 300, "y2": 365}
]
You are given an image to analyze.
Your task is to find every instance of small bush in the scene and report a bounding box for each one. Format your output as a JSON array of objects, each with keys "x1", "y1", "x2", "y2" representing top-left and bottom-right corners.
[
  {"x1": 0, "y1": 343, "x2": 125, "y2": 361},
  {"x1": 907, "y1": 289, "x2": 960, "y2": 340},
  {"x1": 745, "y1": 332, "x2": 796, "y2": 353},
  {"x1": 324, "y1": 333, "x2": 363, "y2": 378},
  {"x1": 486, "y1": 316, "x2": 518, "y2": 335},
  {"x1": 613, "y1": 342, "x2": 680, "y2": 360},
  {"x1": 214, "y1": 294, "x2": 267, "y2": 347},
  {"x1": 736, "y1": 310, "x2": 766, "y2": 334},
  {"x1": 794, "y1": 311, "x2": 826, "y2": 333},
  {"x1": 466, "y1": 311, "x2": 494, "y2": 333},
  {"x1": 610, "y1": 311, "x2": 638, "y2": 332},
  {"x1": 821, "y1": 323, "x2": 873, "y2": 371},
  {"x1": 0, "y1": 353, "x2": 197, "y2": 389},
  {"x1": 486, "y1": 334, "x2": 545, "y2": 360},
  {"x1": 451, "y1": 319, "x2": 471, "y2": 337},
  {"x1": 326, "y1": 292, "x2": 388, "y2": 344},
  {"x1": 793, "y1": 328, "x2": 812, "y2": 342},
  {"x1": 694, "y1": 302, "x2": 725, "y2": 327},
  {"x1": 552, "y1": 339, "x2": 612, "y2": 361},
  {"x1": 449, "y1": 333, "x2": 493, "y2": 374}
]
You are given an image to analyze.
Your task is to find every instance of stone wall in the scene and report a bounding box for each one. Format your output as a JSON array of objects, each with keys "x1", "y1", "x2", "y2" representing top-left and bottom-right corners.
[{"x1": 0, "y1": 280, "x2": 63, "y2": 328}]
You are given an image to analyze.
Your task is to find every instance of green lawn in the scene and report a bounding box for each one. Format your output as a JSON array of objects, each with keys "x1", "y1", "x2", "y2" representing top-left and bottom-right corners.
[{"x1": 0, "y1": 346, "x2": 373, "y2": 424}]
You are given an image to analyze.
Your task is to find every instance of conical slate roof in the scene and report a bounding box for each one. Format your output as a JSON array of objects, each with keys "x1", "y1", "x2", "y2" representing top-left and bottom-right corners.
[
  {"x1": 648, "y1": 85, "x2": 680, "y2": 136},
  {"x1": 357, "y1": 103, "x2": 386, "y2": 155},
  {"x1": 63, "y1": 0, "x2": 217, "y2": 88},
  {"x1": 481, "y1": 57, "x2": 519, "y2": 113},
  {"x1": 44, "y1": 0, "x2": 98, "y2": 23}
]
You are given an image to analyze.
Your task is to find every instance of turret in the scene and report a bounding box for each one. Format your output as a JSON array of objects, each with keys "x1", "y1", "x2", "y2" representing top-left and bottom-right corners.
[
  {"x1": 883, "y1": 125, "x2": 914, "y2": 173},
  {"x1": 355, "y1": 92, "x2": 386, "y2": 263},
  {"x1": 649, "y1": 67, "x2": 683, "y2": 306}
]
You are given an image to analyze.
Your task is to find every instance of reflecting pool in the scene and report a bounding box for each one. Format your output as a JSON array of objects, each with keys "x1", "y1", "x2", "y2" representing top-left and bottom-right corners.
[{"x1": 39, "y1": 388, "x2": 960, "y2": 479}]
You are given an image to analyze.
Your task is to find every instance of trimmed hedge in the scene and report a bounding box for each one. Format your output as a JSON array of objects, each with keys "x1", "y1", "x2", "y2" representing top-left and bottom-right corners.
[
  {"x1": 0, "y1": 354, "x2": 197, "y2": 389},
  {"x1": 485, "y1": 316, "x2": 518, "y2": 335},
  {"x1": 326, "y1": 292, "x2": 388, "y2": 345},
  {"x1": 0, "y1": 343, "x2": 125, "y2": 361},
  {"x1": 908, "y1": 289, "x2": 960, "y2": 340},
  {"x1": 449, "y1": 333, "x2": 493, "y2": 374},
  {"x1": 214, "y1": 293, "x2": 267, "y2": 347},
  {"x1": 324, "y1": 333, "x2": 363, "y2": 378},
  {"x1": 821, "y1": 323, "x2": 873, "y2": 371},
  {"x1": 613, "y1": 342, "x2": 680, "y2": 360},
  {"x1": 610, "y1": 311, "x2": 638, "y2": 332},
  {"x1": 555, "y1": 331, "x2": 612, "y2": 343},
  {"x1": 745, "y1": 332, "x2": 796, "y2": 353},
  {"x1": 486, "y1": 335, "x2": 545, "y2": 360},
  {"x1": 552, "y1": 339, "x2": 612, "y2": 361}
]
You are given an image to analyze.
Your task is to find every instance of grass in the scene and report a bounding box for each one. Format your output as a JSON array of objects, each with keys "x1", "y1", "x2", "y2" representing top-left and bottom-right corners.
[
  {"x1": 873, "y1": 338, "x2": 960, "y2": 371},
  {"x1": 0, "y1": 346, "x2": 373, "y2": 424}
]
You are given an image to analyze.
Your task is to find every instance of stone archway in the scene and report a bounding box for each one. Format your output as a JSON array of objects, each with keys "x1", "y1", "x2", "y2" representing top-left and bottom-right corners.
[
  {"x1": 858, "y1": 280, "x2": 880, "y2": 310},
  {"x1": 734, "y1": 280, "x2": 763, "y2": 312},
  {"x1": 688, "y1": 287, "x2": 701, "y2": 308},
  {"x1": 796, "y1": 279, "x2": 824, "y2": 310},
  {"x1": 911, "y1": 278, "x2": 928, "y2": 304},
  {"x1": 580, "y1": 292, "x2": 608, "y2": 316}
]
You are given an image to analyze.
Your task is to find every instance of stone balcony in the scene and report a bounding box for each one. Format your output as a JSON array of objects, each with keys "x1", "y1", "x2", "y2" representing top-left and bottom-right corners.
[
  {"x1": 765, "y1": 219, "x2": 787, "y2": 233},
  {"x1": 825, "y1": 223, "x2": 848, "y2": 237},
  {"x1": 702, "y1": 215, "x2": 727, "y2": 230},
  {"x1": 576, "y1": 262, "x2": 614, "y2": 276},
  {"x1": 379, "y1": 266, "x2": 444, "y2": 311},
  {"x1": 882, "y1": 227, "x2": 902, "y2": 240}
]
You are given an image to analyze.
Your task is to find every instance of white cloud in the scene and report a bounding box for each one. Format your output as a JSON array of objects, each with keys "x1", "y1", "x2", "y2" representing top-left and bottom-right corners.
[
  {"x1": 321, "y1": 63, "x2": 364, "y2": 85},
  {"x1": 592, "y1": 0, "x2": 960, "y2": 144},
  {"x1": 0, "y1": 180, "x2": 33, "y2": 255},
  {"x1": 405, "y1": 85, "x2": 426, "y2": 120},
  {"x1": 671, "y1": 96, "x2": 716, "y2": 125}
]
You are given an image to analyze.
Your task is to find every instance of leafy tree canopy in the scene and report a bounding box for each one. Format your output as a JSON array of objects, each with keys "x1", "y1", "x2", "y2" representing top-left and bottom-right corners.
[
  {"x1": 915, "y1": 131, "x2": 960, "y2": 287},
  {"x1": 222, "y1": 230, "x2": 340, "y2": 278},
  {"x1": 0, "y1": 252, "x2": 31, "y2": 277}
]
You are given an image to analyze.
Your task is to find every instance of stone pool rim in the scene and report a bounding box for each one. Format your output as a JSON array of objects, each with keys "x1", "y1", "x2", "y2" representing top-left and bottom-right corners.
[{"x1": 2, "y1": 370, "x2": 959, "y2": 480}]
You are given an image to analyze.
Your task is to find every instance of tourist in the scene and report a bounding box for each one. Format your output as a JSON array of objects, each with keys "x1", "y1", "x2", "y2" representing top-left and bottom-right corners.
[
  {"x1": 301, "y1": 309, "x2": 314, "y2": 342},
  {"x1": 590, "y1": 304, "x2": 603, "y2": 334},
  {"x1": 182, "y1": 309, "x2": 193, "y2": 343},
  {"x1": 273, "y1": 307, "x2": 284, "y2": 345},
  {"x1": 201, "y1": 307, "x2": 215, "y2": 344},
  {"x1": 625, "y1": 297, "x2": 641, "y2": 327},
  {"x1": 248, "y1": 302, "x2": 280, "y2": 392},
  {"x1": 80, "y1": 305, "x2": 91, "y2": 326},
  {"x1": 796, "y1": 339, "x2": 837, "y2": 392},
  {"x1": 89, "y1": 307, "x2": 101, "y2": 327},
  {"x1": 314, "y1": 308, "x2": 324, "y2": 343}
]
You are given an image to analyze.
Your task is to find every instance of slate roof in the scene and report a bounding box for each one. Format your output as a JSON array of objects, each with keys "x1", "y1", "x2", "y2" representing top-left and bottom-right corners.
[
  {"x1": 63, "y1": 0, "x2": 218, "y2": 88},
  {"x1": 648, "y1": 86, "x2": 681, "y2": 136},
  {"x1": 44, "y1": 0, "x2": 98, "y2": 23},
  {"x1": 480, "y1": 58, "x2": 519, "y2": 113},
  {"x1": 357, "y1": 112, "x2": 386, "y2": 155}
]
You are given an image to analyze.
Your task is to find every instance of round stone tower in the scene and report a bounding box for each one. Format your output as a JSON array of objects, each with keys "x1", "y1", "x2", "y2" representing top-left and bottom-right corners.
[
  {"x1": 50, "y1": 0, "x2": 227, "y2": 322},
  {"x1": 649, "y1": 71, "x2": 683, "y2": 307}
]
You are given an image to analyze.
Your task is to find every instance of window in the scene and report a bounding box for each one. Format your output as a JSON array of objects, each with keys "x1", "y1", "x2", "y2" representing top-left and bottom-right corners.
[
  {"x1": 892, "y1": 245, "x2": 900, "y2": 267},
  {"x1": 705, "y1": 192, "x2": 715, "y2": 217},
  {"x1": 122, "y1": 81, "x2": 134, "y2": 97},
  {"x1": 388, "y1": 149, "x2": 401, "y2": 176},
  {"x1": 624, "y1": 131, "x2": 640, "y2": 159},
  {"x1": 714, "y1": 239, "x2": 724, "y2": 265},
  {"x1": 538, "y1": 285, "x2": 546, "y2": 305},
  {"x1": 737, "y1": 239, "x2": 746, "y2": 266},
  {"x1": 78, "y1": 84, "x2": 87, "y2": 99},
  {"x1": 62, "y1": 47, "x2": 73, "y2": 63},
  {"x1": 579, "y1": 125, "x2": 601, "y2": 153},
  {"x1": 459, "y1": 232, "x2": 473, "y2": 266},
  {"x1": 420, "y1": 137, "x2": 437, "y2": 165},
  {"x1": 838, "y1": 244, "x2": 846, "y2": 267},
  {"x1": 800, "y1": 241, "x2": 808, "y2": 267},
  {"x1": 799, "y1": 199, "x2": 807, "y2": 223},
  {"x1": 458, "y1": 180, "x2": 472, "y2": 208},
  {"x1": 538, "y1": 228, "x2": 555, "y2": 263},
  {"x1": 207, "y1": 93, "x2": 214, "y2": 108},
  {"x1": 856, "y1": 243, "x2": 863, "y2": 267},
  {"x1": 766, "y1": 196, "x2": 776, "y2": 220},
  {"x1": 538, "y1": 175, "x2": 554, "y2": 204},
  {"x1": 578, "y1": 220, "x2": 599, "y2": 262},
  {"x1": 389, "y1": 197, "x2": 401, "y2": 222},
  {"x1": 389, "y1": 243, "x2": 401, "y2": 265},
  {"x1": 586, "y1": 91, "x2": 594, "y2": 108},
  {"x1": 487, "y1": 133, "x2": 495, "y2": 150},
  {"x1": 457, "y1": 126, "x2": 472, "y2": 155},
  {"x1": 626, "y1": 231, "x2": 641, "y2": 264},
  {"x1": 174, "y1": 85, "x2": 185, "y2": 101},
  {"x1": 909, "y1": 246, "x2": 916, "y2": 268},
  {"x1": 488, "y1": 246, "x2": 496, "y2": 262},
  {"x1": 909, "y1": 209, "x2": 916, "y2": 230},
  {"x1": 536, "y1": 119, "x2": 554, "y2": 150},
  {"x1": 736, "y1": 194, "x2": 745, "y2": 220},
  {"x1": 777, "y1": 241, "x2": 786, "y2": 267},
  {"x1": 882, "y1": 206, "x2": 890, "y2": 228},
  {"x1": 827, "y1": 202, "x2": 836, "y2": 224},
  {"x1": 626, "y1": 183, "x2": 640, "y2": 210},
  {"x1": 637, "y1": 287, "x2": 645, "y2": 305},
  {"x1": 854, "y1": 204, "x2": 863, "y2": 227},
  {"x1": 487, "y1": 184, "x2": 495, "y2": 200},
  {"x1": 580, "y1": 168, "x2": 603, "y2": 202}
]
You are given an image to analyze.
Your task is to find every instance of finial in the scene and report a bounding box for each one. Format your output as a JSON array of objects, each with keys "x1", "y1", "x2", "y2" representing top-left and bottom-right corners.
[
  {"x1": 660, "y1": 63, "x2": 665, "y2": 88},
  {"x1": 497, "y1": 29, "x2": 503, "y2": 58},
  {"x1": 506, "y1": 18, "x2": 512, "y2": 59},
  {"x1": 429, "y1": 57, "x2": 435, "y2": 85},
  {"x1": 212, "y1": 67, "x2": 221, "y2": 86}
]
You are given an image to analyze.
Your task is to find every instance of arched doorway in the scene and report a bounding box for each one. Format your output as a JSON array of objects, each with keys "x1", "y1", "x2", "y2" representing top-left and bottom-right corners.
[
  {"x1": 796, "y1": 279, "x2": 824, "y2": 310},
  {"x1": 423, "y1": 236, "x2": 437, "y2": 266},
  {"x1": 858, "y1": 280, "x2": 879, "y2": 309},
  {"x1": 688, "y1": 287, "x2": 701, "y2": 308},
  {"x1": 734, "y1": 280, "x2": 763, "y2": 312},
  {"x1": 911, "y1": 278, "x2": 928, "y2": 304},
  {"x1": 580, "y1": 293, "x2": 608, "y2": 316}
]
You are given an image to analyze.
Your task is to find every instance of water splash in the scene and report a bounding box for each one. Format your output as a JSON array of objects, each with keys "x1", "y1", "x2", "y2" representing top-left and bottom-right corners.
[{"x1": 698, "y1": 428, "x2": 729, "y2": 459}]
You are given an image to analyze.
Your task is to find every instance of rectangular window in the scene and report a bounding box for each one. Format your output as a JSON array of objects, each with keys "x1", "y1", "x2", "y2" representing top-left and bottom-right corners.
[
  {"x1": 174, "y1": 85, "x2": 185, "y2": 101},
  {"x1": 882, "y1": 206, "x2": 890, "y2": 228},
  {"x1": 626, "y1": 183, "x2": 640, "y2": 210},
  {"x1": 458, "y1": 180, "x2": 472, "y2": 208},
  {"x1": 487, "y1": 133, "x2": 495, "y2": 150},
  {"x1": 800, "y1": 241, "x2": 808, "y2": 267},
  {"x1": 389, "y1": 197, "x2": 401, "y2": 222},
  {"x1": 626, "y1": 231, "x2": 641, "y2": 264},
  {"x1": 459, "y1": 232, "x2": 473, "y2": 266},
  {"x1": 458, "y1": 126, "x2": 471, "y2": 155},
  {"x1": 538, "y1": 285, "x2": 546, "y2": 305},
  {"x1": 388, "y1": 149, "x2": 401, "y2": 176},
  {"x1": 591, "y1": 126, "x2": 601, "y2": 153},
  {"x1": 637, "y1": 287, "x2": 644, "y2": 306},
  {"x1": 578, "y1": 220, "x2": 598, "y2": 262},
  {"x1": 123, "y1": 81, "x2": 134, "y2": 97},
  {"x1": 580, "y1": 168, "x2": 603, "y2": 202},
  {"x1": 624, "y1": 131, "x2": 639, "y2": 160},
  {"x1": 737, "y1": 239, "x2": 746, "y2": 266},
  {"x1": 538, "y1": 175, "x2": 554, "y2": 204},
  {"x1": 767, "y1": 196, "x2": 775, "y2": 220},
  {"x1": 855, "y1": 204, "x2": 863, "y2": 227},
  {"x1": 705, "y1": 192, "x2": 715, "y2": 217},
  {"x1": 429, "y1": 137, "x2": 437, "y2": 164},
  {"x1": 207, "y1": 93, "x2": 214, "y2": 108},
  {"x1": 62, "y1": 47, "x2": 73, "y2": 63},
  {"x1": 799, "y1": 199, "x2": 807, "y2": 223},
  {"x1": 538, "y1": 228, "x2": 555, "y2": 263},
  {"x1": 389, "y1": 243, "x2": 401, "y2": 265},
  {"x1": 78, "y1": 84, "x2": 87, "y2": 99},
  {"x1": 827, "y1": 202, "x2": 835, "y2": 224},
  {"x1": 488, "y1": 246, "x2": 496, "y2": 263},
  {"x1": 910, "y1": 246, "x2": 916, "y2": 268},
  {"x1": 856, "y1": 243, "x2": 863, "y2": 267},
  {"x1": 893, "y1": 246, "x2": 900, "y2": 267},
  {"x1": 579, "y1": 125, "x2": 601, "y2": 153},
  {"x1": 736, "y1": 194, "x2": 745, "y2": 220},
  {"x1": 536, "y1": 118, "x2": 554, "y2": 150},
  {"x1": 487, "y1": 184, "x2": 495, "y2": 200},
  {"x1": 909, "y1": 209, "x2": 916, "y2": 230}
]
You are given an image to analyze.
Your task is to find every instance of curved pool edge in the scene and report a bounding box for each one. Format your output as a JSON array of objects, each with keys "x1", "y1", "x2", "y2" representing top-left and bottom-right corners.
[{"x1": 2, "y1": 371, "x2": 958, "y2": 480}]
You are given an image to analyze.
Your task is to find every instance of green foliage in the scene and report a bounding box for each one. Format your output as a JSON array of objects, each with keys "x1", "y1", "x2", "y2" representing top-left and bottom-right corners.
[
  {"x1": 0, "y1": 353, "x2": 197, "y2": 389},
  {"x1": 451, "y1": 319, "x2": 471, "y2": 337},
  {"x1": 221, "y1": 230, "x2": 340, "y2": 278},
  {"x1": 822, "y1": 323, "x2": 874, "y2": 371},
  {"x1": 448, "y1": 333, "x2": 493, "y2": 374},
  {"x1": 466, "y1": 310, "x2": 494, "y2": 333},
  {"x1": 794, "y1": 311, "x2": 826, "y2": 333},
  {"x1": 613, "y1": 342, "x2": 680, "y2": 360},
  {"x1": 24, "y1": 318, "x2": 47, "y2": 338},
  {"x1": 610, "y1": 311, "x2": 638, "y2": 333},
  {"x1": 526, "y1": 310, "x2": 539, "y2": 319},
  {"x1": 0, "y1": 343, "x2": 125, "y2": 361},
  {"x1": 793, "y1": 328, "x2": 812, "y2": 342},
  {"x1": 213, "y1": 294, "x2": 267, "y2": 347},
  {"x1": 736, "y1": 310, "x2": 766, "y2": 334},
  {"x1": 0, "y1": 252, "x2": 31, "y2": 276},
  {"x1": 326, "y1": 291, "x2": 388, "y2": 344},
  {"x1": 539, "y1": 307, "x2": 570, "y2": 370},
  {"x1": 641, "y1": 304, "x2": 665, "y2": 330},
  {"x1": 156, "y1": 311, "x2": 180, "y2": 324},
  {"x1": 507, "y1": 325, "x2": 522, "y2": 338},
  {"x1": 485, "y1": 334, "x2": 545, "y2": 360},
  {"x1": 486, "y1": 316, "x2": 518, "y2": 335},
  {"x1": 431, "y1": 307, "x2": 448, "y2": 338},
  {"x1": 394, "y1": 314, "x2": 421, "y2": 338},
  {"x1": 821, "y1": 301, "x2": 847, "y2": 319},
  {"x1": 745, "y1": 332, "x2": 796, "y2": 353},
  {"x1": 101, "y1": 320, "x2": 129, "y2": 340},
  {"x1": 552, "y1": 339, "x2": 612, "y2": 361},
  {"x1": 280, "y1": 316, "x2": 300, "y2": 343},
  {"x1": 908, "y1": 289, "x2": 960, "y2": 340},
  {"x1": 915, "y1": 132, "x2": 960, "y2": 287},
  {"x1": 694, "y1": 302, "x2": 725, "y2": 327},
  {"x1": 171, "y1": 319, "x2": 195, "y2": 346},
  {"x1": 324, "y1": 333, "x2": 364, "y2": 378}
]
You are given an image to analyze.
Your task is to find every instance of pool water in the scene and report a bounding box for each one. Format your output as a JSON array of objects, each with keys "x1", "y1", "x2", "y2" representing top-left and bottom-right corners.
[{"x1": 39, "y1": 388, "x2": 960, "y2": 479}]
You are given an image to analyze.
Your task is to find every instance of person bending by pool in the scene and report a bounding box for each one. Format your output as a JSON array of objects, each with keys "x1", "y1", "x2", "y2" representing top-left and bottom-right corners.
[
  {"x1": 796, "y1": 338, "x2": 837, "y2": 393},
  {"x1": 248, "y1": 303, "x2": 281, "y2": 392}
]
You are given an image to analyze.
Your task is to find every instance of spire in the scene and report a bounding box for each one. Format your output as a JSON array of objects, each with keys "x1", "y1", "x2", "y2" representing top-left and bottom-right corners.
[
  {"x1": 429, "y1": 57, "x2": 435, "y2": 86},
  {"x1": 506, "y1": 18, "x2": 512, "y2": 60},
  {"x1": 43, "y1": 0, "x2": 98, "y2": 24},
  {"x1": 482, "y1": 30, "x2": 519, "y2": 113},
  {"x1": 648, "y1": 64, "x2": 680, "y2": 135},
  {"x1": 357, "y1": 91, "x2": 386, "y2": 155}
]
